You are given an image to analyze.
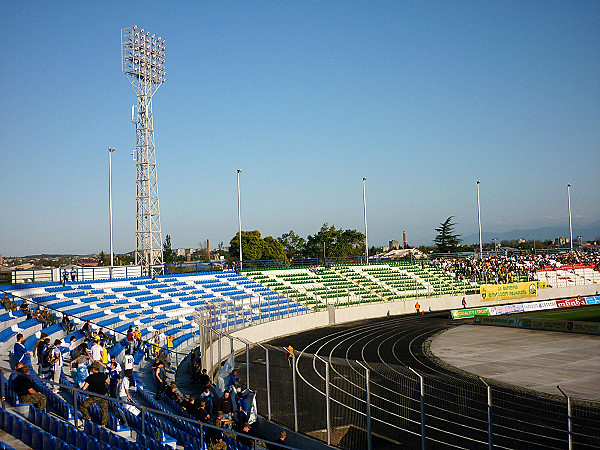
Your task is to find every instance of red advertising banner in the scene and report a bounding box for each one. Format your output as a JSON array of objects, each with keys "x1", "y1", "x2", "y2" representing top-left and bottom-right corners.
[{"x1": 555, "y1": 298, "x2": 582, "y2": 308}]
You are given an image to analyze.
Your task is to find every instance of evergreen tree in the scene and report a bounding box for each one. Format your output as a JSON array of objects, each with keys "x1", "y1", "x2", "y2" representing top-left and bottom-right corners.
[
  {"x1": 163, "y1": 234, "x2": 174, "y2": 263},
  {"x1": 434, "y1": 216, "x2": 461, "y2": 252}
]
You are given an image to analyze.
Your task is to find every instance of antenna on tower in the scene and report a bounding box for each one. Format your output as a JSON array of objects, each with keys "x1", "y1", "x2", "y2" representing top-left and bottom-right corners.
[{"x1": 122, "y1": 26, "x2": 166, "y2": 271}]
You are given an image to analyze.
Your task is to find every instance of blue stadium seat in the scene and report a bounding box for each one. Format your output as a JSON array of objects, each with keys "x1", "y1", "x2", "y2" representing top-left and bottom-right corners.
[
  {"x1": 10, "y1": 415, "x2": 22, "y2": 440},
  {"x1": 31, "y1": 427, "x2": 43, "y2": 450}
]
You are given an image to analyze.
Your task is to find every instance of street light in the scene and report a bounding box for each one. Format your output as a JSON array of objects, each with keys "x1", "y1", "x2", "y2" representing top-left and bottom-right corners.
[
  {"x1": 237, "y1": 169, "x2": 243, "y2": 269},
  {"x1": 477, "y1": 181, "x2": 482, "y2": 257},
  {"x1": 362, "y1": 177, "x2": 369, "y2": 264},
  {"x1": 567, "y1": 183, "x2": 573, "y2": 251},
  {"x1": 108, "y1": 147, "x2": 116, "y2": 267}
]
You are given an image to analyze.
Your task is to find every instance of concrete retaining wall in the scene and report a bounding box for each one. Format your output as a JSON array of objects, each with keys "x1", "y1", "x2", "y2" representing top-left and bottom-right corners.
[{"x1": 204, "y1": 283, "x2": 600, "y2": 373}]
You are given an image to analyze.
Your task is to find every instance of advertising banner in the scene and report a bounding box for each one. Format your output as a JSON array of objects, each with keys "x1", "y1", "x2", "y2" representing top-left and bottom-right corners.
[
  {"x1": 451, "y1": 307, "x2": 490, "y2": 319},
  {"x1": 556, "y1": 298, "x2": 582, "y2": 308},
  {"x1": 489, "y1": 304, "x2": 525, "y2": 315},
  {"x1": 473, "y1": 316, "x2": 516, "y2": 327},
  {"x1": 584, "y1": 296, "x2": 600, "y2": 305},
  {"x1": 480, "y1": 282, "x2": 538, "y2": 302}
]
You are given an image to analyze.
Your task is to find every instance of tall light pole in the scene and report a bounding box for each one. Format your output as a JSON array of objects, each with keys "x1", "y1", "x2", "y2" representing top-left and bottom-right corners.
[
  {"x1": 362, "y1": 177, "x2": 369, "y2": 264},
  {"x1": 237, "y1": 169, "x2": 243, "y2": 269},
  {"x1": 122, "y1": 26, "x2": 166, "y2": 270},
  {"x1": 108, "y1": 147, "x2": 116, "y2": 267},
  {"x1": 477, "y1": 180, "x2": 482, "y2": 257},
  {"x1": 567, "y1": 183, "x2": 573, "y2": 251}
]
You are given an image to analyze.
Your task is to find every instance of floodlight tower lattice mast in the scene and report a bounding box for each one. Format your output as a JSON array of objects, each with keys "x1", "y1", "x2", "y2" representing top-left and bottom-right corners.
[{"x1": 121, "y1": 26, "x2": 166, "y2": 270}]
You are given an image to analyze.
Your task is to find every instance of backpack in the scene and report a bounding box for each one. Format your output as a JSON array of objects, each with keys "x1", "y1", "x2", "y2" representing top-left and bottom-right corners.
[{"x1": 45, "y1": 346, "x2": 56, "y2": 366}]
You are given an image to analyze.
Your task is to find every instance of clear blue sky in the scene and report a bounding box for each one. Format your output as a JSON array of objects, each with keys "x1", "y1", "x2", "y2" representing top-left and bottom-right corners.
[{"x1": 1, "y1": 1, "x2": 599, "y2": 256}]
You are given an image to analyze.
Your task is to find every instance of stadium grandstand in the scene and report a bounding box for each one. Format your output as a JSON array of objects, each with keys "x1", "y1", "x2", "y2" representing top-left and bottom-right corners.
[{"x1": 1, "y1": 251, "x2": 599, "y2": 449}]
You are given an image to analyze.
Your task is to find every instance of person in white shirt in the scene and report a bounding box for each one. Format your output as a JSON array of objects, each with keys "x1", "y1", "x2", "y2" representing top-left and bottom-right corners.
[
  {"x1": 51, "y1": 339, "x2": 64, "y2": 393},
  {"x1": 116, "y1": 369, "x2": 135, "y2": 425},
  {"x1": 123, "y1": 353, "x2": 134, "y2": 372},
  {"x1": 90, "y1": 338, "x2": 103, "y2": 368}
]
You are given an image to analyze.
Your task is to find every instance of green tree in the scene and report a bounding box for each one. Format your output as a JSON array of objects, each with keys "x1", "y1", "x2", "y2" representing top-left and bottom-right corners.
[
  {"x1": 163, "y1": 234, "x2": 174, "y2": 263},
  {"x1": 97, "y1": 251, "x2": 108, "y2": 266},
  {"x1": 304, "y1": 223, "x2": 365, "y2": 258},
  {"x1": 262, "y1": 236, "x2": 287, "y2": 259},
  {"x1": 229, "y1": 230, "x2": 264, "y2": 260},
  {"x1": 278, "y1": 230, "x2": 306, "y2": 258},
  {"x1": 434, "y1": 216, "x2": 461, "y2": 252}
]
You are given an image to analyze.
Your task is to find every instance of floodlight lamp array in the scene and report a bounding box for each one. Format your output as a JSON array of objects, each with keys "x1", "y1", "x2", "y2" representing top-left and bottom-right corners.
[{"x1": 122, "y1": 26, "x2": 166, "y2": 84}]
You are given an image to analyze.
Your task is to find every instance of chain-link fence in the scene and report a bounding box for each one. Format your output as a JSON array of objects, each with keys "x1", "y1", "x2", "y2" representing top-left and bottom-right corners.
[{"x1": 236, "y1": 347, "x2": 600, "y2": 449}]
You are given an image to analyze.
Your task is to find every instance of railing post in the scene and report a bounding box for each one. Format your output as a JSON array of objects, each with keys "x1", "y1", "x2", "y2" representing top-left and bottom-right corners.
[
  {"x1": 218, "y1": 332, "x2": 222, "y2": 368},
  {"x1": 0, "y1": 369, "x2": 6, "y2": 410},
  {"x1": 72, "y1": 388, "x2": 78, "y2": 427},
  {"x1": 558, "y1": 385, "x2": 572, "y2": 450},
  {"x1": 292, "y1": 353, "x2": 298, "y2": 432},
  {"x1": 265, "y1": 347, "x2": 271, "y2": 421},
  {"x1": 365, "y1": 367, "x2": 372, "y2": 450},
  {"x1": 245, "y1": 343, "x2": 250, "y2": 388},
  {"x1": 479, "y1": 377, "x2": 494, "y2": 450},
  {"x1": 141, "y1": 407, "x2": 145, "y2": 435},
  {"x1": 410, "y1": 367, "x2": 426, "y2": 450},
  {"x1": 325, "y1": 360, "x2": 331, "y2": 446}
]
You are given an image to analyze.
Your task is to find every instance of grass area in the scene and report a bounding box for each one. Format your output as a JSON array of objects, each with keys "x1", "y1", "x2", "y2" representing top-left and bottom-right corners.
[{"x1": 519, "y1": 305, "x2": 600, "y2": 323}]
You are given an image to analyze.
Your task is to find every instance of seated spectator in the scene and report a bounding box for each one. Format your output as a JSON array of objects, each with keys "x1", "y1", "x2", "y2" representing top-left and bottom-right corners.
[
  {"x1": 14, "y1": 366, "x2": 46, "y2": 411},
  {"x1": 41, "y1": 307, "x2": 56, "y2": 327},
  {"x1": 3, "y1": 294, "x2": 17, "y2": 312},
  {"x1": 82, "y1": 320, "x2": 93, "y2": 340},
  {"x1": 19, "y1": 299, "x2": 31, "y2": 319},
  {"x1": 61, "y1": 314, "x2": 72, "y2": 333}
]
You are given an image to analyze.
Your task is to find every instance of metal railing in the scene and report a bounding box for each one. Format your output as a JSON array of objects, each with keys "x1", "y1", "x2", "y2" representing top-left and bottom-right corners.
[
  {"x1": 229, "y1": 344, "x2": 600, "y2": 449},
  {"x1": 0, "y1": 367, "x2": 297, "y2": 450}
]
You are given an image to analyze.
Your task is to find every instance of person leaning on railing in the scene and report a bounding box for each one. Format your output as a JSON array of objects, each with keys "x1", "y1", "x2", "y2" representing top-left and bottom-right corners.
[{"x1": 14, "y1": 365, "x2": 47, "y2": 411}]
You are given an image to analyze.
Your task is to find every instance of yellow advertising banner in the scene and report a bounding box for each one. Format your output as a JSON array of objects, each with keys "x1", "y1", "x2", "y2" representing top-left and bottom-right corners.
[{"x1": 480, "y1": 281, "x2": 538, "y2": 302}]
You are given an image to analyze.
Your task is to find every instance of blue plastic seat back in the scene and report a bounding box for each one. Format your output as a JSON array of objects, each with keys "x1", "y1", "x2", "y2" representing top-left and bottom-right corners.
[
  {"x1": 57, "y1": 420, "x2": 69, "y2": 442},
  {"x1": 31, "y1": 427, "x2": 44, "y2": 450},
  {"x1": 21, "y1": 421, "x2": 34, "y2": 446},
  {"x1": 10, "y1": 415, "x2": 22, "y2": 440},
  {"x1": 43, "y1": 433, "x2": 56, "y2": 450}
]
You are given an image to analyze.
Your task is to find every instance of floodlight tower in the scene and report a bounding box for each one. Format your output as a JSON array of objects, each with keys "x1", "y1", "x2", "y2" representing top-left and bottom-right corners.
[{"x1": 121, "y1": 26, "x2": 166, "y2": 270}]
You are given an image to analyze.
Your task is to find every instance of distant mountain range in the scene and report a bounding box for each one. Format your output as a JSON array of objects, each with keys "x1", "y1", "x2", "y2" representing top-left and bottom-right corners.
[{"x1": 461, "y1": 221, "x2": 600, "y2": 245}]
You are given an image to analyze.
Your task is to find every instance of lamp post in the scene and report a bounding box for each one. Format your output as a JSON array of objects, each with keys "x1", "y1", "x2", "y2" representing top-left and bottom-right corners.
[
  {"x1": 108, "y1": 147, "x2": 116, "y2": 267},
  {"x1": 567, "y1": 183, "x2": 573, "y2": 251},
  {"x1": 237, "y1": 169, "x2": 243, "y2": 269},
  {"x1": 477, "y1": 180, "x2": 482, "y2": 257},
  {"x1": 362, "y1": 177, "x2": 369, "y2": 264}
]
